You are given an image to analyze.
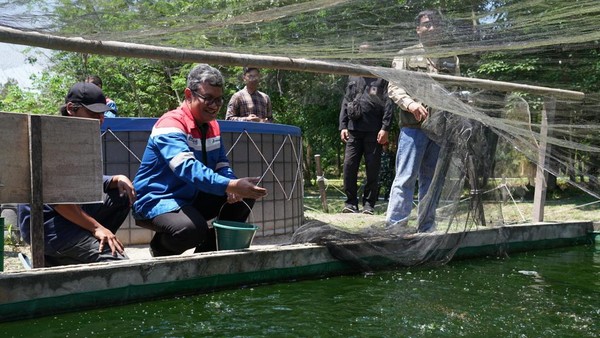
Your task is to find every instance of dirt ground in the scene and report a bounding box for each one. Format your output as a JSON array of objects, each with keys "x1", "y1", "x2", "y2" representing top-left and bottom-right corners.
[{"x1": 2, "y1": 244, "x2": 30, "y2": 272}]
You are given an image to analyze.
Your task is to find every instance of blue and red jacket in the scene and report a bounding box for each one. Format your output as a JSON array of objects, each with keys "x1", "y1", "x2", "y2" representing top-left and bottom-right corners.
[{"x1": 132, "y1": 105, "x2": 236, "y2": 219}]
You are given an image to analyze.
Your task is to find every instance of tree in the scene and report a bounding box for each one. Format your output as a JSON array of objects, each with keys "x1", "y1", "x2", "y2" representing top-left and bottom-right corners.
[{"x1": 5, "y1": 0, "x2": 599, "y2": 190}]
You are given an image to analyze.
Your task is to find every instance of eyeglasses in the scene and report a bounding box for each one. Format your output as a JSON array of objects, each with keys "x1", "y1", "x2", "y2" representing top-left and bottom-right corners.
[
  {"x1": 192, "y1": 91, "x2": 224, "y2": 106},
  {"x1": 419, "y1": 21, "x2": 434, "y2": 29}
]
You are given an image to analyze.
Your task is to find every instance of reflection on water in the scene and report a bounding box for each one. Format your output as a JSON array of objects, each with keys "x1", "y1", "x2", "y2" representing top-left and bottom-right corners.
[{"x1": 1, "y1": 244, "x2": 599, "y2": 337}]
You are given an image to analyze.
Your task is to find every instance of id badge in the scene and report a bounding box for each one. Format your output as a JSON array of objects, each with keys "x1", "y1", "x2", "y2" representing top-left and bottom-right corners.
[{"x1": 369, "y1": 86, "x2": 378, "y2": 96}]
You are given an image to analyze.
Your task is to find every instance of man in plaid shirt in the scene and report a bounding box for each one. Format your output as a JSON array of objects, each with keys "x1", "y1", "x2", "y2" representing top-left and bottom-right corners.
[{"x1": 226, "y1": 67, "x2": 273, "y2": 123}]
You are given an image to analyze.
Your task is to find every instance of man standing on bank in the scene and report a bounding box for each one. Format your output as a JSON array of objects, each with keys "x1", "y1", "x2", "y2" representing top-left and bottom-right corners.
[
  {"x1": 386, "y1": 10, "x2": 460, "y2": 232},
  {"x1": 339, "y1": 43, "x2": 394, "y2": 215},
  {"x1": 132, "y1": 64, "x2": 268, "y2": 257},
  {"x1": 226, "y1": 67, "x2": 273, "y2": 123}
]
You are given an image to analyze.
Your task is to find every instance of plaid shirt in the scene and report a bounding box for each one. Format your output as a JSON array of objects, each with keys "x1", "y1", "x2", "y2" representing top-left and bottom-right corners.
[{"x1": 225, "y1": 87, "x2": 273, "y2": 122}]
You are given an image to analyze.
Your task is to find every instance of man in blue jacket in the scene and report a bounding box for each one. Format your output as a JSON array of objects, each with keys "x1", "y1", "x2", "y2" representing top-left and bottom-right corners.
[{"x1": 132, "y1": 64, "x2": 268, "y2": 257}]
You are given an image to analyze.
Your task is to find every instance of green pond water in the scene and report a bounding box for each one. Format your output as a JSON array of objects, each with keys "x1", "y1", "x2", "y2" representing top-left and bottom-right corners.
[{"x1": 1, "y1": 243, "x2": 599, "y2": 337}]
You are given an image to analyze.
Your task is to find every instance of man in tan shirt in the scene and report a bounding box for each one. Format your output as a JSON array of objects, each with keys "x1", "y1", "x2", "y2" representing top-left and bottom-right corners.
[{"x1": 386, "y1": 10, "x2": 460, "y2": 232}]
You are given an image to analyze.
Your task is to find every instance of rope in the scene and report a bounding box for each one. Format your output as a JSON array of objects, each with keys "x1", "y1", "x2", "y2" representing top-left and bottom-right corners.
[
  {"x1": 227, "y1": 130, "x2": 303, "y2": 201},
  {"x1": 544, "y1": 199, "x2": 600, "y2": 218},
  {"x1": 101, "y1": 128, "x2": 142, "y2": 163},
  {"x1": 435, "y1": 183, "x2": 527, "y2": 223},
  {"x1": 101, "y1": 127, "x2": 303, "y2": 203},
  {"x1": 315, "y1": 175, "x2": 347, "y2": 196},
  {"x1": 497, "y1": 183, "x2": 527, "y2": 222}
]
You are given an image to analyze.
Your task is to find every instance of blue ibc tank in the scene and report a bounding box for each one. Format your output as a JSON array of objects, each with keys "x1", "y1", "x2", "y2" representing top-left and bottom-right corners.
[{"x1": 101, "y1": 118, "x2": 304, "y2": 245}]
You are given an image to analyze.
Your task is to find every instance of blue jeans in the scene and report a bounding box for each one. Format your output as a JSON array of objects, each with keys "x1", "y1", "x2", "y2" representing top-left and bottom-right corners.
[{"x1": 386, "y1": 127, "x2": 440, "y2": 232}]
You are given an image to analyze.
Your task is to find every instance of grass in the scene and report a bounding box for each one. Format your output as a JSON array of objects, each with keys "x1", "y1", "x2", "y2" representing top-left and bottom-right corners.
[{"x1": 303, "y1": 179, "x2": 600, "y2": 227}]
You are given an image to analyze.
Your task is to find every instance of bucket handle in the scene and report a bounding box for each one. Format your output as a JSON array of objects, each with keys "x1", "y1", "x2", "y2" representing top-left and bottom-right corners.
[{"x1": 216, "y1": 199, "x2": 254, "y2": 224}]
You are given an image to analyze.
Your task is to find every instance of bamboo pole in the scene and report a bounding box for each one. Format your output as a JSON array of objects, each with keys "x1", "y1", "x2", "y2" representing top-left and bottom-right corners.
[{"x1": 0, "y1": 26, "x2": 585, "y2": 101}]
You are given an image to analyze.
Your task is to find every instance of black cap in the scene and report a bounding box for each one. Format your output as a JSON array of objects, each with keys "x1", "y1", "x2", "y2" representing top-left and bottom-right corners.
[
  {"x1": 65, "y1": 82, "x2": 113, "y2": 113},
  {"x1": 243, "y1": 67, "x2": 259, "y2": 74}
]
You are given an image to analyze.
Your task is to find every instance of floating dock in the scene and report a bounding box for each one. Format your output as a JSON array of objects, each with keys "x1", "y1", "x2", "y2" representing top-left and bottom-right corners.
[{"x1": 0, "y1": 221, "x2": 594, "y2": 323}]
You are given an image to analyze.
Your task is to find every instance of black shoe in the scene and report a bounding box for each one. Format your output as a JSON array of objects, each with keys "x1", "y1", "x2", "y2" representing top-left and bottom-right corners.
[
  {"x1": 194, "y1": 227, "x2": 217, "y2": 253},
  {"x1": 362, "y1": 204, "x2": 374, "y2": 215},
  {"x1": 149, "y1": 233, "x2": 172, "y2": 257},
  {"x1": 342, "y1": 204, "x2": 359, "y2": 213}
]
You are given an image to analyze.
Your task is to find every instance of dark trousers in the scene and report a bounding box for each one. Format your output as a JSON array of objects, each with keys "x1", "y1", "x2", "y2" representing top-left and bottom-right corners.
[
  {"x1": 140, "y1": 193, "x2": 255, "y2": 256},
  {"x1": 45, "y1": 188, "x2": 131, "y2": 267},
  {"x1": 343, "y1": 130, "x2": 382, "y2": 208}
]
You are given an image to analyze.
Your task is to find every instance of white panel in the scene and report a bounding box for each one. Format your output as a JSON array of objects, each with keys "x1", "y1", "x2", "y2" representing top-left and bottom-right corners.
[
  {"x1": 0, "y1": 112, "x2": 30, "y2": 203},
  {"x1": 41, "y1": 115, "x2": 104, "y2": 203}
]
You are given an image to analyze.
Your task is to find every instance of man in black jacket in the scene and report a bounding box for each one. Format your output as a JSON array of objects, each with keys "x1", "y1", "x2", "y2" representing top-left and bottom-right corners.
[{"x1": 339, "y1": 45, "x2": 394, "y2": 214}]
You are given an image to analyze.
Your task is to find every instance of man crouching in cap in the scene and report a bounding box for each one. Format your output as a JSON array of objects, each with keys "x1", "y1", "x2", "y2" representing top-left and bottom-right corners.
[{"x1": 17, "y1": 82, "x2": 136, "y2": 267}]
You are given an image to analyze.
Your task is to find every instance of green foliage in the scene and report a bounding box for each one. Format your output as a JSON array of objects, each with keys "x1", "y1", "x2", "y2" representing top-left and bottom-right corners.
[
  {"x1": 0, "y1": 80, "x2": 37, "y2": 113},
  {"x1": 3, "y1": 0, "x2": 599, "y2": 188},
  {"x1": 266, "y1": 71, "x2": 347, "y2": 180},
  {"x1": 0, "y1": 78, "x2": 61, "y2": 115},
  {"x1": 474, "y1": 55, "x2": 538, "y2": 78},
  {"x1": 4, "y1": 223, "x2": 16, "y2": 246}
]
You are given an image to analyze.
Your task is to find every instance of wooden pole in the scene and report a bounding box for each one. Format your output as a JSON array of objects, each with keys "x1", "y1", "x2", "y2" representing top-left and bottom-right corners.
[
  {"x1": 28, "y1": 115, "x2": 45, "y2": 268},
  {"x1": 532, "y1": 97, "x2": 556, "y2": 222},
  {"x1": 0, "y1": 217, "x2": 4, "y2": 271},
  {"x1": 0, "y1": 26, "x2": 585, "y2": 101},
  {"x1": 314, "y1": 154, "x2": 329, "y2": 213}
]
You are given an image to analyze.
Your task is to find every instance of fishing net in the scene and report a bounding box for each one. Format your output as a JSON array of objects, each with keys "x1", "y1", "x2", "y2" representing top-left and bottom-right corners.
[
  {"x1": 1, "y1": 0, "x2": 599, "y2": 268},
  {"x1": 293, "y1": 65, "x2": 599, "y2": 269}
]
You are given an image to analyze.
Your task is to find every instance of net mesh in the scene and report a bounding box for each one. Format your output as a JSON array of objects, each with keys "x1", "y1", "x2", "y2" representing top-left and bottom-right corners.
[
  {"x1": 1, "y1": 0, "x2": 599, "y2": 268},
  {"x1": 2, "y1": 1, "x2": 599, "y2": 66}
]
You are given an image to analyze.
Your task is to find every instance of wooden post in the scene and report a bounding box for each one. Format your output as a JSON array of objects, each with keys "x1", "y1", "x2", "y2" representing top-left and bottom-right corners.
[
  {"x1": 0, "y1": 217, "x2": 4, "y2": 271},
  {"x1": 532, "y1": 97, "x2": 556, "y2": 222},
  {"x1": 314, "y1": 154, "x2": 329, "y2": 213},
  {"x1": 28, "y1": 115, "x2": 45, "y2": 268}
]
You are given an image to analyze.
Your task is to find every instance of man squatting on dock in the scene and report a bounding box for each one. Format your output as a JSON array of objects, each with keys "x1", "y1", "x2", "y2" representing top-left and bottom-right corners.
[{"x1": 132, "y1": 64, "x2": 268, "y2": 257}]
